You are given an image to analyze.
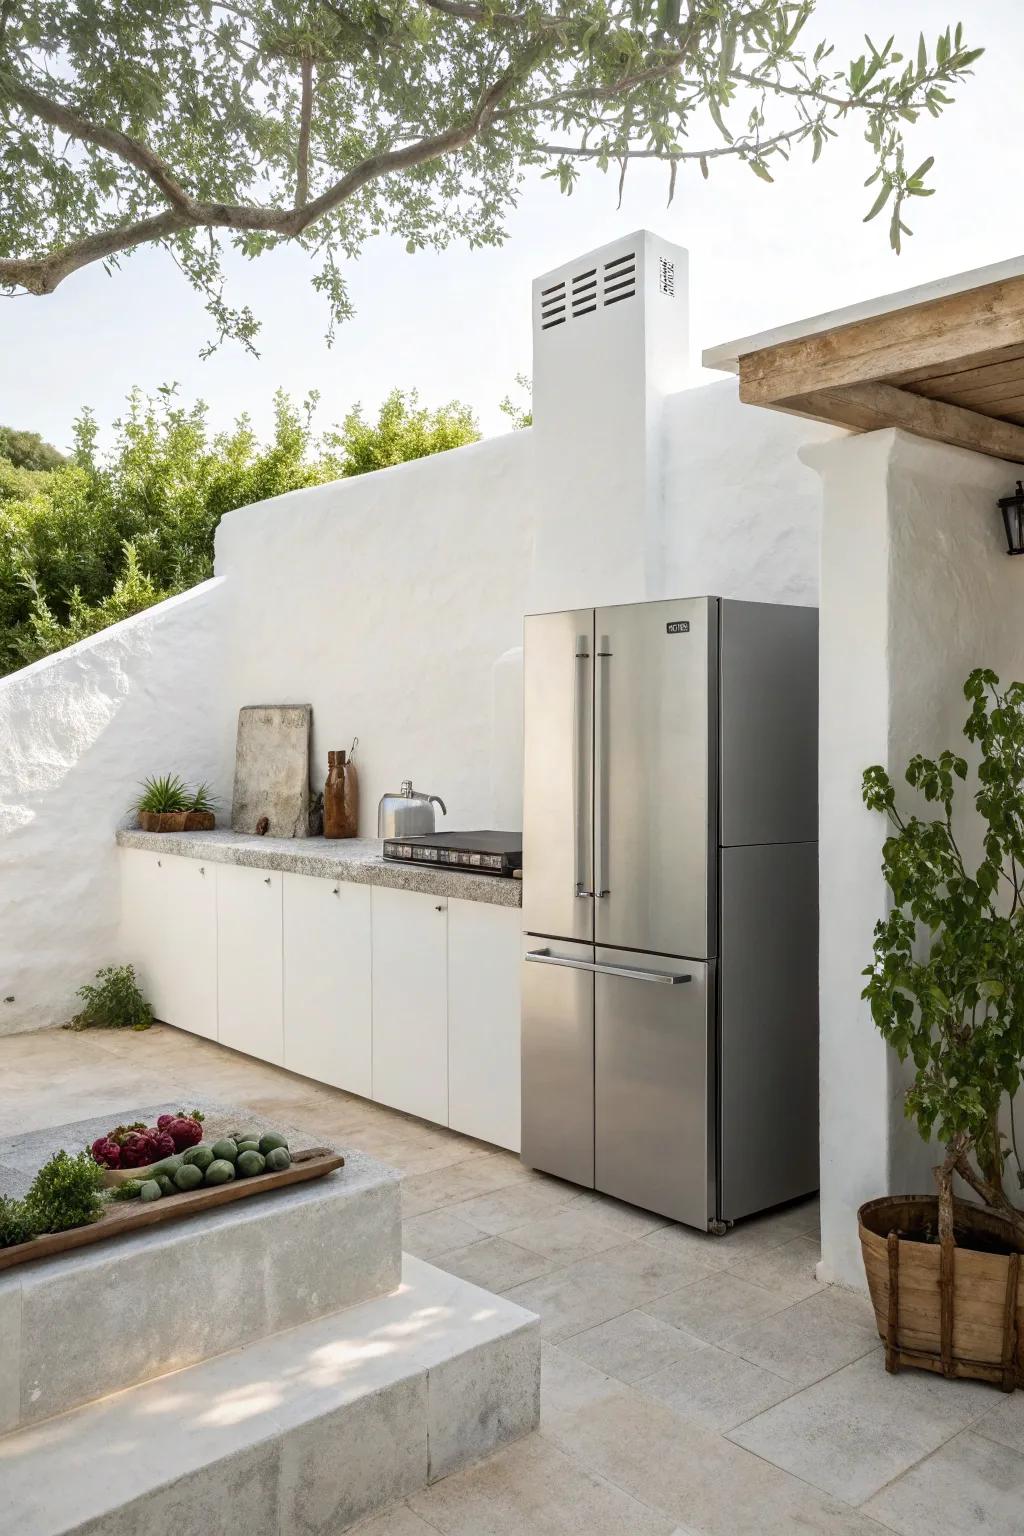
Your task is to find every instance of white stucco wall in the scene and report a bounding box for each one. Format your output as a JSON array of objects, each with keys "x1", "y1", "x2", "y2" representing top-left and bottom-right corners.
[
  {"x1": 660, "y1": 378, "x2": 839, "y2": 604},
  {"x1": 811, "y1": 428, "x2": 1023, "y2": 1289},
  {"x1": 214, "y1": 430, "x2": 537, "y2": 835},
  {"x1": 0, "y1": 580, "x2": 226, "y2": 1033},
  {"x1": 0, "y1": 231, "x2": 841, "y2": 1040}
]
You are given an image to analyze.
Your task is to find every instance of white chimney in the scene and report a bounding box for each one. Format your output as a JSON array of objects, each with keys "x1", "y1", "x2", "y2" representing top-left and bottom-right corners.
[{"x1": 527, "y1": 229, "x2": 689, "y2": 612}]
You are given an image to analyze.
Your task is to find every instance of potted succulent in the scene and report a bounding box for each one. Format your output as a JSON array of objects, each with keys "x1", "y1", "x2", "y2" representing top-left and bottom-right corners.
[
  {"x1": 184, "y1": 782, "x2": 217, "y2": 832},
  {"x1": 134, "y1": 773, "x2": 189, "y2": 832},
  {"x1": 133, "y1": 776, "x2": 217, "y2": 832},
  {"x1": 859, "y1": 668, "x2": 1024, "y2": 1391}
]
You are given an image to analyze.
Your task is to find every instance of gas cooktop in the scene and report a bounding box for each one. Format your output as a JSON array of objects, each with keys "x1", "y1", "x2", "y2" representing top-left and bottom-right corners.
[{"x1": 382, "y1": 830, "x2": 522, "y2": 879}]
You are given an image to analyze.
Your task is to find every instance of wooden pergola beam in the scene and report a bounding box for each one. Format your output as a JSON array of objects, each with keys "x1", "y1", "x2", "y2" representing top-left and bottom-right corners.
[
  {"x1": 738, "y1": 274, "x2": 1024, "y2": 408},
  {"x1": 779, "y1": 382, "x2": 1024, "y2": 465}
]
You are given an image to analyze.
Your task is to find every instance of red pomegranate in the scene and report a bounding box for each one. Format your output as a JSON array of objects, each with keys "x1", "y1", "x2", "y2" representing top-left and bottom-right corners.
[
  {"x1": 90, "y1": 1136, "x2": 121, "y2": 1168},
  {"x1": 120, "y1": 1131, "x2": 160, "y2": 1168},
  {"x1": 165, "y1": 1110, "x2": 204, "y2": 1150}
]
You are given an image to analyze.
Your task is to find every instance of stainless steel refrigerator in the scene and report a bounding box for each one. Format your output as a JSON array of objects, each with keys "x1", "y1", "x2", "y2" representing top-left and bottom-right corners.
[{"x1": 521, "y1": 597, "x2": 818, "y2": 1232}]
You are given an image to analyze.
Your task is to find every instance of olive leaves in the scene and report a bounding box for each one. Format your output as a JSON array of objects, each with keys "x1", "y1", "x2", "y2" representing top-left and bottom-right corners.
[{"x1": 863, "y1": 669, "x2": 1024, "y2": 1191}]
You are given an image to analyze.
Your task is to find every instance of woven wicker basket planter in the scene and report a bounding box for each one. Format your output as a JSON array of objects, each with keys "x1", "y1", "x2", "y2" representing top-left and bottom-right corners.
[{"x1": 859, "y1": 1194, "x2": 1024, "y2": 1392}]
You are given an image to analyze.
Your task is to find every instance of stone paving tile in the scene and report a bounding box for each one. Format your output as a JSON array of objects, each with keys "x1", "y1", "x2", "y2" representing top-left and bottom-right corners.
[
  {"x1": 539, "y1": 1344, "x2": 621, "y2": 1427},
  {"x1": 559, "y1": 1310, "x2": 700, "y2": 1386},
  {"x1": 400, "y1": 1155, "x2": 533, "y2": 1217},
  {"x1": 408, "y1": 1430, "x2": 680, "y2": 1535},
  {"x1": 542, "y1": 1385, "x2": 889, "y2": 1535},
  {"x1": 722, "y1": 1286, "x2": 882, "y2": 1388},
  {"x1": 580, "y1": 1236, "x2": 726, "y2": 1299},
  {"x1": 566, "y1": 1189, "x2": 675, "y2": 1237},
  {"x1": 862, "y1": 1430, "x2": 1024, "y2": 1535},
  {"x1": 447, "y1": 1181, "x2": 581, "y2": 1236},
  {"x1": 724, "y1": 1233, "x2": 824, "y2": 1301},
  {"x1": 729, "y1": 1349, "x2": 995, "y2": 1505},
  {"x1": 436, "y1": 1236, "x2": 556, "y2": 1292},
  {"x1": 640, "y1": 1222, "x2": 735, "y2": 1269},
  {"x1": 500, "y1": 1207, "x2": 636, "y2": 1266},
  {"x1": 637, "y1": 1341, "x2": 796, "y2": 1431},
  {"x1": 402, "y1": 1209, "x2": 487, "y2": 1260},
  {"x1": 351, "y1": 1503, "x2": 445, "y2": 1535},
  {"x1": 643, "y1": 1271, "x2": 794, "y2": 1344},
  {"x1": 501, "y1": 1264, "x2": 639, "y2": 1344},
  {"x1": 974, "y1": 1387, "x2": 1024, "y2": 1456}
]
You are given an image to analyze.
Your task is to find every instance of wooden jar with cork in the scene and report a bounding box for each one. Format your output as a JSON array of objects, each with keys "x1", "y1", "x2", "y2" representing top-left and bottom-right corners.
[{"x1": 324, "y1": 739, "x2": 359, "y2": 838}]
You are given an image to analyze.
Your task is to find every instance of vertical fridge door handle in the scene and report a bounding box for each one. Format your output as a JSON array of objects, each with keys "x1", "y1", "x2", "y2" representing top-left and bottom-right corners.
[
  {"x1": 573, "y1": 639, "x2": 593, "y2": 898},
  {"x1": 595, "y1": 644, "x2": 610, "y2": 896}
]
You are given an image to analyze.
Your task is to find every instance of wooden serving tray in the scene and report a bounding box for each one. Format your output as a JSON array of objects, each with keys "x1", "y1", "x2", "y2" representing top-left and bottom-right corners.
[{"x1": 0, "y1": 1147, "x2": 344, "y2": 1273}]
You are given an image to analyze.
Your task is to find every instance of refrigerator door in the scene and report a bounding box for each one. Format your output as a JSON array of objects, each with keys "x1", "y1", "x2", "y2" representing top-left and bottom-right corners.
[
  {"x1": 719, "y1": 841, "x2": 819, "y2": 1220},
  {"x1": 521, "y1": 937, "x2": 595, "y2": 1188},
  {"x1": 594, "y1": 949, "x2": 713, "y2": 1229},
  {"x1": 523, "y1": 609, "x2": 595, "y2": 945},
  {"x1": 594, "y1": 598, "x2": 717, "y2": 958}
]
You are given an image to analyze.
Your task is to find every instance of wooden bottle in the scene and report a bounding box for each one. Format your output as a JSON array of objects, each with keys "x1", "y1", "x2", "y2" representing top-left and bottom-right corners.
[{"x1": 324, "y1": 749, "x2": 359, "y2": 838}]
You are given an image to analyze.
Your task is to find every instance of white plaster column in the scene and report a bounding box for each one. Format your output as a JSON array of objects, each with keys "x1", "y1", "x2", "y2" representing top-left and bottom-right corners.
[{"x1": 805, "y1": 427, "x2": 1020, "y2": 1288}]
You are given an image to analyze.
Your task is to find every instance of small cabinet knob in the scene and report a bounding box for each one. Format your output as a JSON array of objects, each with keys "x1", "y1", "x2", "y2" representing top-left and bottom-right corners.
[
  {"x1": 332, "y1": 887, "x2": 340, "y2": 896},
  {"x1": 435, "y1": 904, "x2": 444, "y2": 912},
  {"x1": 199, "y1": 866, "x2": 205, "y2": 877},
  {"x1": 264, "y1": 876, "x2": 271, "y2": 886}
]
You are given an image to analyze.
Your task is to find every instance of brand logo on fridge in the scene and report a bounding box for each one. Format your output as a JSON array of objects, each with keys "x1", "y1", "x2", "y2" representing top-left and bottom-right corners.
[{"x1": 666, "y1": 621, "x2": 690, "y2": 634}]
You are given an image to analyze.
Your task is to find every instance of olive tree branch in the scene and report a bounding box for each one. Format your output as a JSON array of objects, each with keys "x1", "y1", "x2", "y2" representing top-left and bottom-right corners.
[
  {"x1": 0, "y1": 58, "x2": 534, "y2": 295},
  {"x1": 537, "y1": 121, "x2": 811, "y2": 162}
]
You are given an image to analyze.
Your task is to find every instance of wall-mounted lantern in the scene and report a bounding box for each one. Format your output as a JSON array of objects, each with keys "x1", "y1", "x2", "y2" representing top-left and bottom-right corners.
[{"x1": 998, "y1": 481, "x2": 1024, "y2": 556}]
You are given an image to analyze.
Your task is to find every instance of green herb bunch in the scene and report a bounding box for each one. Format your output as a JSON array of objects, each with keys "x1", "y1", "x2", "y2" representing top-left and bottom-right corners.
[
  {"x1": 66, "y1": 964, "x2": 153, "y2": 1032},
  {"x1": 26, "y1": 1151, "x2": 105, "y2": 1233},
  {"x1": 0, "y1": 1196, "x2": 36, "y2": 1248}
]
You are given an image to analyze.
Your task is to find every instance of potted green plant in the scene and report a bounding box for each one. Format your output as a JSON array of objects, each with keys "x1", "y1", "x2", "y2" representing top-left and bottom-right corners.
[
  {"x1": 859, "y1": 668, "x2": 1024, "y2": 1390},
  {"x1": 184, "y1": 782, "x2": 218, "y2": 832},
  {"x1": 133, "y1": 773, "x2": 190, "y2": 832}
]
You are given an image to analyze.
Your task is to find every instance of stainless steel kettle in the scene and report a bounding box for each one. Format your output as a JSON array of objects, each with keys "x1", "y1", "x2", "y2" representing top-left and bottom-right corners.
[{"x1": 377, "y1": 781, "x2": 447, "y2": 838}]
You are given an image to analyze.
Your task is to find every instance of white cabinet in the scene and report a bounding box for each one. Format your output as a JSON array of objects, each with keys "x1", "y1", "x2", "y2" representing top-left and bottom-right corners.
[
  {"x1": 217, "y1": 863, "x2": 283, "y2": 1064},
  {"x1": 163, "y1": 856, "x2": 218, "y2": 1040},
  {"x1": 119, "y1": 849, "x2": 217, "y2": 1039},
  {"x1": 448, "y1": 899, "x2": 522, "y2": 1151},
  {"x1": 119, "y1": 847, "x2": 176, "y2": 1025},
  {"x1": 371, "y1": 886, "x2": 449, "y2": 1123},
  {"x1": 119, "y1": 847, "x2": 523, "y2": 1145},
  {"x1": 283, "y1": 873, "x2": 371, "y2": 1096}
]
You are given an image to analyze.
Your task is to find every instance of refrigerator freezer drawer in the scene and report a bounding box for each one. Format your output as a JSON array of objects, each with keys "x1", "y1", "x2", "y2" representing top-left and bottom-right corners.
[
  {"x1": 594, "y1": 949, "x2": 714, "y2": 1230},
  {"x1": 520, "y1": 937, "x2": 595, "y2": 1189}
]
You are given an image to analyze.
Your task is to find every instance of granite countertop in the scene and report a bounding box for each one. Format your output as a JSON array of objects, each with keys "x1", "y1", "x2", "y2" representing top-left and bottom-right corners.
[{"x1": 115, "y1": 828, "x2": 523, "y2": 908}]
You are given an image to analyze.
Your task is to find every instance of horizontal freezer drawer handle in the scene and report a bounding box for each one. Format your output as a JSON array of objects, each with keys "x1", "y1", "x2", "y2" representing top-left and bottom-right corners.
[{"x1": 525, "y1": 949, "x2": 691, "y2": 985}]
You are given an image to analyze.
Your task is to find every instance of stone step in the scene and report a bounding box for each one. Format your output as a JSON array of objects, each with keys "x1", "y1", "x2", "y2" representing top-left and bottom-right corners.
[
  {"x1": 0, "y1": 1150, "x2": 400, "y2": 1431},
  {"x1": 0, "y1": 1255, "x2": 540, "y2": 1536}
]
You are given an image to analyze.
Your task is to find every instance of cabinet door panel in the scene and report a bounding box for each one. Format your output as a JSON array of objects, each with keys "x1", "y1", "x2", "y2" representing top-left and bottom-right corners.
[
  {"x1": 163, "y1": 858, "x2": 218, "y2": 1040},
  {"x1": 119, "y1": 848, "x2": 175, "y2": 1023},
  {"x1": 217, "y1": 864, "x2": 283, "y2": 1064},
  {"x1": 371, "y1": 887, "x2": 448, "y2": 1123},
  {"x1": 283, "y1": 874, "x2": 371, "y2": 1096},
  {"x1": 448, "y1": 900, "x2": 521, "y2": 1151}
]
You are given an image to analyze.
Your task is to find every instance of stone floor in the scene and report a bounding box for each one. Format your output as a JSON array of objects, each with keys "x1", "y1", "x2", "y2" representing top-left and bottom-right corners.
[{"x1": 4, "y1": 1023, "x2": 1024, "y2": 1536}]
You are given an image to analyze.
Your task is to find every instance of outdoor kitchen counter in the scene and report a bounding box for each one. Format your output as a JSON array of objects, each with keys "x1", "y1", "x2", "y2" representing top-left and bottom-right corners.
[{"x1": 115, "y1": 828, "x2": 523, "y2": 907}]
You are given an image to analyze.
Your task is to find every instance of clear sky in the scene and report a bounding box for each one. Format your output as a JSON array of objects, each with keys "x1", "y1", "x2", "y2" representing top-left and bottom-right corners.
[{"x1": 2, "y1": 0, "x2": 1021, "y2": 451}]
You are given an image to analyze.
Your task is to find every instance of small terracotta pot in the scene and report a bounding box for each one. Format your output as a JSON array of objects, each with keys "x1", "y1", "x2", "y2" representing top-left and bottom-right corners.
[
  {"x1": 184, "y1": 810, "x2": 216, "y2": 831},
  {"x1": 137, "y1": 811, "x2": 189, "y2": 832}
]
